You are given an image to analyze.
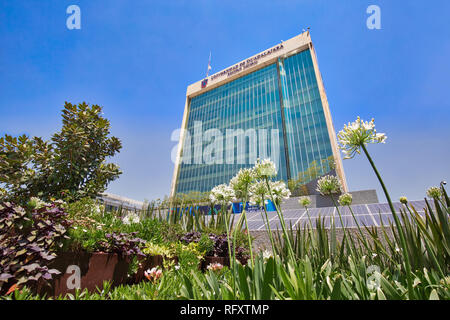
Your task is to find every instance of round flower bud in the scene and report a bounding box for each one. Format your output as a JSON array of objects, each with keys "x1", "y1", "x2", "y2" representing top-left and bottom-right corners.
[
  {"x1": 298, "y1": 196, "x2": 312, "y2": 208},
  {"x1": 338, "y1": 193, "x2": 353, "y2": 206},
  {"x1": 426, "y1": 187, "x2": 442, "y2": 199}
]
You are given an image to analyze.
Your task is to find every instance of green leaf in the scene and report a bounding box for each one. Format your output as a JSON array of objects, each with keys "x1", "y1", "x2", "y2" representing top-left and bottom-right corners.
[
  {"x1": 237, "y1": 264, "x2": 250, "y2": 300},
  {"x1": 377, "y1": 288, "x2": 387, "y2": 300},
  {"x1": 429, "y1": 289, "x2": 439, "y2": 300},
  {"x1": 330, "y1": 276, "x2": 343, "y2": 300}
]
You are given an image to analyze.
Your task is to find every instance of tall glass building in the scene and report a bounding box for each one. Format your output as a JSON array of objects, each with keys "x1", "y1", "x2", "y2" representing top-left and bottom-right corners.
[{"x1": 171, "y1": 32, "x2": 347, "y2": 196}]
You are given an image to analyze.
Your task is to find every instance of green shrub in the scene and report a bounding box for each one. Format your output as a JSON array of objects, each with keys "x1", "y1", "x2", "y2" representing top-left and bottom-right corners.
[
  {"x1": 0, "y1": 102, "x2": 122, "y2": 205},
  {"x1": 198, "y1": 234, "x2": 214, "y2": 255},
  {"x1": 120, "y1": 218, "x2": 182, "y2": 245},
  {"x1": 61, "y1": 197, "x2": 184, "y2": 253},
  {"x1": 175, "y1": 242, "x2": 203, "y2": 271},
  {"x1": 66, "y1": 197, "x2": 105, "y2": 220},
  {"x1": 142, "y1": 243, "x2": 174, "y2": 258}
]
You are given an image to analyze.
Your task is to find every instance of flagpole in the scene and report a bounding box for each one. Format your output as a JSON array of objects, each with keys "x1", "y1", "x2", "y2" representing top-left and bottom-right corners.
[{"x1": 206, "y1": 51, "x2": 211, "y2": 77}]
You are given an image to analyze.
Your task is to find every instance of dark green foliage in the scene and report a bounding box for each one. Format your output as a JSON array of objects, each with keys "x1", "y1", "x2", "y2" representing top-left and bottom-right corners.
[
  {"x1": 120, "y1": 217, "x2": 182, "y2": 245},
  {"x1": 198, "y1": 234, "x2": 214, "y2": 255},
  {"x1": 62, "y1": 198, "x2": 183, "y2": 253},
  {"x1": 0, "y1": 102, "x2": 122, "y2": 204},
  {"x1": 0, "y1": 136, "x2": 53, "y2": 204}
]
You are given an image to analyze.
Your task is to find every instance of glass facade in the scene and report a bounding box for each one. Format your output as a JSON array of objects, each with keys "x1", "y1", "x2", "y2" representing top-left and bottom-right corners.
[
  {"x1": 280, "y1": 49, "x2": 334, "y2": 180},
  {"x1": 175, "y1": 48, "x2": 335, "y2": 194}
]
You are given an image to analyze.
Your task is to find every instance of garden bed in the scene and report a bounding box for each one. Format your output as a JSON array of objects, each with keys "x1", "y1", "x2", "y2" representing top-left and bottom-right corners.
[
  {"x1": 39, "y1": 249, "x2": 236, "y2": 296},
  {"x1": 44, "y1": 252, "x2": 187, "y2": 296}
]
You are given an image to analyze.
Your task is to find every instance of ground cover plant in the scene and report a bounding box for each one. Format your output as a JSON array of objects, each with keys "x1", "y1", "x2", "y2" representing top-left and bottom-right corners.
[{"x1": 0, "y1": 200, "x2": 71, "y2": 295}]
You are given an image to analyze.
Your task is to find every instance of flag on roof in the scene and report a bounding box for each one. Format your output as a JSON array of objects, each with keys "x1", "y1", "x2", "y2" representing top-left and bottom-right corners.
[{"x1": 206, "y1": 51, "x2": 212, "y2": 77}]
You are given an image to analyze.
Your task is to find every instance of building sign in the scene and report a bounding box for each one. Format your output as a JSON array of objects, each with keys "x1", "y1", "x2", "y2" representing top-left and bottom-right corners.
[
  {"x1": 201, "y1": 78, "x2": 208, "y2": 88},
  {"x1": 209, "y1": 44, "x2": 284, "y2": 82}
]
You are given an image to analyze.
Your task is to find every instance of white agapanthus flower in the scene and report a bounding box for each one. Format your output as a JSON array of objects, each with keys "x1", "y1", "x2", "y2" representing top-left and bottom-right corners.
[
  {"x1": 269, "y1": 180, "x2": 291, "y2": 205},
  {"x1": 254, "y1": 158, "x2": 277, "y2": 178},
  {"x1": 123, "y1": 212, "x2": 140, "y2": 225},
  {"x1": 337, "y1": 116, "x2": 387, "y2": 159},
  {"x1": 210, "y1": 184, "x2": 236, "y2": 204},
  {"x1": 229, "y1": 167, "x2": 256, "y2": 199},
  {"x1": 298, "y1": 196, "x2": 312, "y2": 208},
  {"x1": 248, "y1": 180, "x2": 269, "y2": 206},
  {"x1": 316, "y1": 175, "x2": 342, "y2": 195}
]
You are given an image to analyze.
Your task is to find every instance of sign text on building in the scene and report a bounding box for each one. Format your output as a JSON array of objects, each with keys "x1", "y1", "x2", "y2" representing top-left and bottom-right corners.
[{"x1": 209, "y1": 44, "x2": 284, "y2": 82}]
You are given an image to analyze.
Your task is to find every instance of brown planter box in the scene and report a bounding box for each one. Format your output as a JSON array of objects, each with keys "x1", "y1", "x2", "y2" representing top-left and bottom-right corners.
[
  {"x1": 200, "y1": 256, "x2": 230, "y2": 271},
  {"x1": 42, "y1": 252, "x2": 130, "y2": 297}
]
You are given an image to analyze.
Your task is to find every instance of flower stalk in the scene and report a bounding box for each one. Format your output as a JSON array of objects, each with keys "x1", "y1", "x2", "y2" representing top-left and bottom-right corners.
[{"x1": 361, "y1": 142, "x2": 414, "y2": 298}]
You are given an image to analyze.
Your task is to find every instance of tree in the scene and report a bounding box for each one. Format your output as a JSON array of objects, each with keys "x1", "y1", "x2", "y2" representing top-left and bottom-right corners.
[
  {"x1": 0, "y1": 102, "x2": 122, "y2": 203},
  {"x1": 287, "y1": 178, "x2": 300, "y2": 194},
  {"x1": 286, "y1": 156, "x2": 336, "y2": 197}
]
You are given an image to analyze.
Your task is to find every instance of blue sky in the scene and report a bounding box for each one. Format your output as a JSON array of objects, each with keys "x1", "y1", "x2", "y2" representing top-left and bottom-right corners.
[{"x1": 1, "y1": 0, "x2": 449, "y2": 202}]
